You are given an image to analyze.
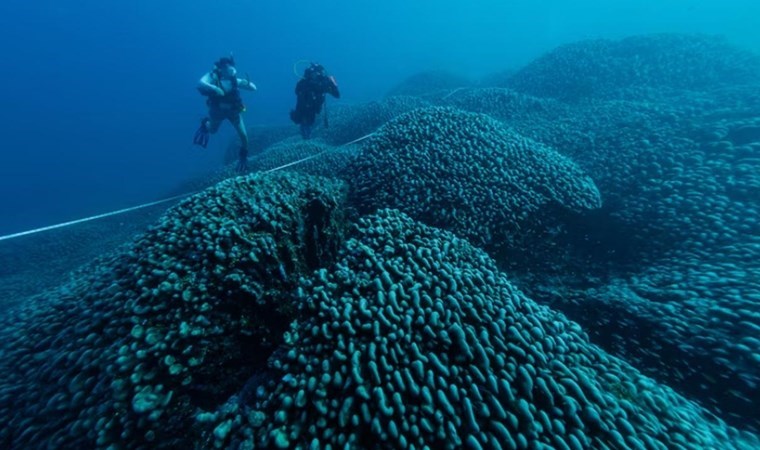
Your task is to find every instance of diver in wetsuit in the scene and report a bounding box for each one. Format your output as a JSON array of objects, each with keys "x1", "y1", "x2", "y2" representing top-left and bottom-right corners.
[
  {"x1": 290, "y1": 63, "x2": 340, "y2": 139},
  {"x1": 193, "y1": 55, "x2": 257, "y2": 172}
]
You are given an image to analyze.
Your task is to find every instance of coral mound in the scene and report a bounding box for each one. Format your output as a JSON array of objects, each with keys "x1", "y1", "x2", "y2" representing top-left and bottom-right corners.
[
  {"x1": 348, "y1": 107, "x2": 601, "y2": 250},
  {"x1": 237, "y1": 209, "x2": 755, "y2": 450},
  {"x1": 508, "y1": 34, "x2": 760, "y2": 101},
  {"x1": 0, "y1": 172, "x2": 347, "y2": 449}
]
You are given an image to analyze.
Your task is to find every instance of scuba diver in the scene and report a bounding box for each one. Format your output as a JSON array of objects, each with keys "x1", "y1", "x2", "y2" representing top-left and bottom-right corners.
[
  {"x1": 193, "y1": 55, "x2": 257, "y2": 172},
  {"x1": 290, "y1": 62, "x2": 340, "y2": 139}
]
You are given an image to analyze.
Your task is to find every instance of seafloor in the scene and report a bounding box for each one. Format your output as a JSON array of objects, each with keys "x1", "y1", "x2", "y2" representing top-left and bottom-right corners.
[{"x1": 1, "y1": 33, "x2": 759, "y2": 449}]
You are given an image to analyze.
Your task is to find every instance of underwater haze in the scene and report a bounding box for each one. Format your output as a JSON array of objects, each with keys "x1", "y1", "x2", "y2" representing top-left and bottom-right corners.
[
  {"x1": 0, "y1": 0, "x2": 759, "y2": 235},
  {"x1": 1, "y1": 0, "x2": 760, "y2": 449}
]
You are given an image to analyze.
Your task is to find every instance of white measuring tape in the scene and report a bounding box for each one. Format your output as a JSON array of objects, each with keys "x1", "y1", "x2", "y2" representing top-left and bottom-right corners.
[
  {"x1": 440, "y1": 87, "x2": 468, "y2": 100},
  {"x1": 0, "y1": 133, "x2": 376, "y2": 242}
]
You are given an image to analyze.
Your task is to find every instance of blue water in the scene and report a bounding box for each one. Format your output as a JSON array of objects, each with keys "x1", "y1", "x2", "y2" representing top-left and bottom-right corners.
[{"x1": 0, "y1": 0, "x2": 758, "y2": 236}]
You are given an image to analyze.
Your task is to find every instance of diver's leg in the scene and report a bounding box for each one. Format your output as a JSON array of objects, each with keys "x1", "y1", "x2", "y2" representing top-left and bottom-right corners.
[
  {"x1": 207, "y1": 116, "x2": 223, "y2": 134},
  {"x1": 231, "y1": 114, "x2": 249, "y2": 172},
  {"x1": 198, "y1": 117, "x2": 222, "y2": 149},
  {"x1": 194, "y1": 112, "x2": 219, "y2": 148},
  {"x1": 302, "y1": 114, "x2": 316, "y2": 139}
]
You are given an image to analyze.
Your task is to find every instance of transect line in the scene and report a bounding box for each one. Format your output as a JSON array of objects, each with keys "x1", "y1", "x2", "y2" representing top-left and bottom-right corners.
[
  {"x1": 0, "y1": 193, "x2": 193, "y2": 242},
  {"x1": 0, "y1": 132, "x2": 376, "y2": 242}
]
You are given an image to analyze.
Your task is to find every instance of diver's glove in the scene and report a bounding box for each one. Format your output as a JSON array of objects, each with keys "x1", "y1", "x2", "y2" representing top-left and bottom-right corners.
[{"x1": 243, "y1": 73, "x2": 256, "y2": 91}]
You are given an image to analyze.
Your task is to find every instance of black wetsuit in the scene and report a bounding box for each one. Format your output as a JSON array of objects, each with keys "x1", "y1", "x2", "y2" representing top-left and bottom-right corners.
[{"x1": 290, "y1": 74, "x2": 340, "y2": 138}]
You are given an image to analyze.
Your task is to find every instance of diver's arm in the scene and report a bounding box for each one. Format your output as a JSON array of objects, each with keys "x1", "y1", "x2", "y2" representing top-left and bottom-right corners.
[
  {"x1": 237, "y1": 78, "x2": 257, "y2": 91},
  {"x1": 198, "y1": 73, "x2": 224, "y2": 96},
  {"x1": 324, "y1": 77, "x2": 340, "y2": 98}
]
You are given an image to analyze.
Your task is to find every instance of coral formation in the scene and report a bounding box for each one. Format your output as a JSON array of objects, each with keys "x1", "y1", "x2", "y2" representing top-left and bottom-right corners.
[
  {"x1": 219, "y1": 209, "x2": 756, "y2": 449},
  {"x1": 0, "y1": 173, "x2": 347, "y2": 448},
  {"x1": 507, "y1": 34, "x2": 760, "y2": 101},
  {"x1": 347, "y1": 107, "x2": 601, "y2": 251}
]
